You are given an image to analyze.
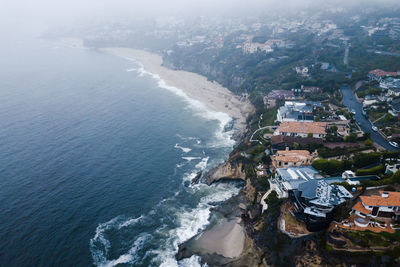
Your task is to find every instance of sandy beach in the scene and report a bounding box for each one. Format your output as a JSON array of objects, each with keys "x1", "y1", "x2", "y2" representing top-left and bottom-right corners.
[
  {"x1": 192, "y1": 218, "x2": 245, "y2": 258},
  {"x1": 101, "y1": 47, "x2": 254, "y2": 132}
]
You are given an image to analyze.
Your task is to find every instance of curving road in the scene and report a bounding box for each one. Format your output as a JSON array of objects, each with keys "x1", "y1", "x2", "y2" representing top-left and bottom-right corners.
[{"x1": 340, "y1": 84, "x2": 399, "y2": 151}]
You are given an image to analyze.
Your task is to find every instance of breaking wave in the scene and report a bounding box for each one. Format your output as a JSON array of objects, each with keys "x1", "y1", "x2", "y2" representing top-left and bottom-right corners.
[
  {"x1": 89, "y1": 54, "x2": 242, "y2": 267},
  {"x1": 126, "y1": 60, "x2": 235, "y2": 149},
  {"x1": 174, "y1": 144, "x2": 192, "y2": 153}
]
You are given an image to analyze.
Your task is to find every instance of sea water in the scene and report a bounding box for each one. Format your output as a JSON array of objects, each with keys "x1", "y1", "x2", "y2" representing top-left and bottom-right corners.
[{"x1": 0, "y1": 37, "x2": 241, "y2": 266}]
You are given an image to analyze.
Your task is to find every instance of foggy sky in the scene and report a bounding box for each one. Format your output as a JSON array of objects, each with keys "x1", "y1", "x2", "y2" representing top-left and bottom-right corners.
[{"x1": 1, "y1": 0, "x2": 400, "y2": 34}]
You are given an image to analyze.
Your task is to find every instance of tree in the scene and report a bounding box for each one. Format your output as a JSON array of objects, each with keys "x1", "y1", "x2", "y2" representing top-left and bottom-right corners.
[
  {"x1": 344, "y1": 133, "x2": 357, "y2": 142},
  {"x1": 307, "y1": 133, "x2": 313, "y2": 138},
  {"x1": 312, "y1": 159, "x2": 345, "y2": 175},
  {"x1": 364, "y1": 139, "x2": 373, "y2": 147}
]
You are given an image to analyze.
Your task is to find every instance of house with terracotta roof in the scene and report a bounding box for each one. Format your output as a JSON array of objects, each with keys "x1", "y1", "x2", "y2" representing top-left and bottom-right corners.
[
  {"x1": 274, "y1": 121, "x2": 327, "y2": 138},
  {"x1": 368, "y1": 69, "x2": 399, "y2": 82},
  {"x1": 271, "y1": 147, "x2": 316, "y2": 168},
  {"x1": 352, "y1": 191, "x2": 400, "y2": 227}
]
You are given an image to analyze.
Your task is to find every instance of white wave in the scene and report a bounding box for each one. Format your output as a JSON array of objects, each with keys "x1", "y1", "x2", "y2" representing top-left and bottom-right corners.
[
  {"x1": 99, "y1": 233, "x2": 151, "y2": 267},
  {"x1": 176, "y1": 162, "x2": 186, "y2": 168},
  {"x1": 126, "y1": 68, "x2": 137, "y2": 72},
  {"x1": 174, "y1": 144, "x2": 192, "y2": 153},
  {"x1": 181, "y1": 157, "x2": 209, "y2": 183},
  {"x1": 182, "y1": 157, "x2": 202, "y2": 162},
  {"x1": 124, "y1": 59, "x2": 235, "y2": 149},
  {"x1": 195, "y1": 157, "x2": 209, "y2": 170},
  {"x1": 153, "y1": 182, "x2": 241, "y2": 266},
  {"x1": 118, "y1": 215, "x2": 144, "y2": 229},
  {"x1": 90, "y1": 215, "x2": 145, "y2": 266},
  {"x1": 178, "y1": 255, "x2": 204, "y2": 267}
]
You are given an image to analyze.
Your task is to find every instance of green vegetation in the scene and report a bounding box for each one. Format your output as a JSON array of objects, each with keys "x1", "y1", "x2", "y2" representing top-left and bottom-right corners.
[
  {"x1": 360, "y1": 170, "x2": 400, "y2": 187},
  {"x1": 254, "y1": 176, "x2": 270, "y2": 192},
  {"x1": 259, "y1": 108, "x2": 278, "y2": 126},
  {"x1": 312, "y1": 159, "x2": 351, "y2": 175},
  {"x1": 356, "y1": 87, "x2": 382, "y2": 98},
  {"x1": 353, "y1": 153, "x2": 381, "y2": 168},
  {"x1": 355, "y1": 165, "x2": 384, "y2": 176},
  {"x1": 317, "y1": 146, "x2": 370, "y2": 158},
  {"x1": 343, "y1": 230, "x2": 400, "y2": 248}
]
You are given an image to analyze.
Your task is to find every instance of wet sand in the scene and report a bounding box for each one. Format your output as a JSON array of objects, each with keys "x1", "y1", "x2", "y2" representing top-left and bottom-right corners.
[{"x1": 191, "y1": 218, "x2": 245, "y2": 258}]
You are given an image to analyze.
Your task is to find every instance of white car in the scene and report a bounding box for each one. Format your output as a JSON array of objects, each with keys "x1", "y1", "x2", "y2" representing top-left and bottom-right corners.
[
  {"x1": 372, "y1": 126, "x2": 378, "y2": 132},
  {"x1": 389, "y1": 141, "x2": 399, "y2": 148}
]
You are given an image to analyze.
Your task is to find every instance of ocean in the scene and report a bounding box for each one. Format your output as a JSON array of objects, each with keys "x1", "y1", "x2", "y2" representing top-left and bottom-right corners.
[{"x1": 0, "y1": 37, "x2": 242, "y2": 266}]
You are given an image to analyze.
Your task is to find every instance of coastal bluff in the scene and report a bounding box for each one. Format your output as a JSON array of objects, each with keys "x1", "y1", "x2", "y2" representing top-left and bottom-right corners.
[{"x1": 202, "y1": 160, "x2": 246, "y2": 185}]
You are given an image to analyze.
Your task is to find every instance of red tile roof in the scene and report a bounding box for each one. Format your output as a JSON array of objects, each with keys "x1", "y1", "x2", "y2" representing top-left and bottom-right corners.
[
  {"x1": 369, "y1": 69, "x2": 398, "y2": 77},
  {"x1": 360, "y1": 191, "x2": 400, "y2": 207},
  {"x1": 278, "y1": 121, "x2": 327, "y2": 135},
  {"x1": 352, "y1": 201, "x2": 371, "y2": 215}
]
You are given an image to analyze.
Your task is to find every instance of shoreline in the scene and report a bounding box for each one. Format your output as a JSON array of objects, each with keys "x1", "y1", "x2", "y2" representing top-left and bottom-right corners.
[
  {"x1": 100, "y1": 47, "x2": 255, "y2": 135},
  {"x1": 99, "y1": 46, "x2": 256, "y2": 264}
]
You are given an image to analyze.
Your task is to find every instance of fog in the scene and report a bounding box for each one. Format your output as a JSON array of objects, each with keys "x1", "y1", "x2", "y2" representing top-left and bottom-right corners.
[{"x1": 1, "y1": 0, "x2": 400, "y2": 36}]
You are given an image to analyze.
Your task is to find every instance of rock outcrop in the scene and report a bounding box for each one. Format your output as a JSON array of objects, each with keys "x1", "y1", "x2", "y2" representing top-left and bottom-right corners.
[{"x1": 202, "y1": 161, "x2": 246, "y2": 185}]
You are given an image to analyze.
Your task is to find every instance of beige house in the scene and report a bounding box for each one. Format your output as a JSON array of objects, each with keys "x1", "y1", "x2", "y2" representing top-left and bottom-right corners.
[{"x1": 271, "y1": 147, "x2": 316, "y2": 168}]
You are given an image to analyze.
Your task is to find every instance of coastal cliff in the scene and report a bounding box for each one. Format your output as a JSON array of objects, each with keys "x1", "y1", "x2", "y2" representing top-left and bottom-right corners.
[{"x1": 202, "y1": 160, "x2": 246, "y2": 185}]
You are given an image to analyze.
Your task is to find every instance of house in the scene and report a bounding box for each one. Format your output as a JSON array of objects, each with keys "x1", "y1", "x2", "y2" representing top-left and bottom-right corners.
[
  {"x1": 276, "y1": 101, "x2": 321, "y2": 122},
  {"x1": 301, "y1": 85, "x2": 322, "y2": 94},
  {"x1": 352, "y1": 191, "x2": 400, "y2": 227},
  {"x1": 387, "y1": 88, "x2": 400, "y2": 97},
  {"x1": 263, "y1": 90, "x2": 295, "y2": 108},
  {"x1": 362, "y1": 99, "x2": 378, "y2": 108},
  {"x1": 380, "y1": 77, "x2": 400, "y2": 89},
  {"x1": 385, "y1": 161, "x2": 400, "y2": 174},
  {"x1": 390, "y1": 99, "x2": 400, "y2": 116},
  {"x1": 295, "y1": 66, "x2": 309, "y2": 77},
  {"x1": 270, "y1": 135, "x2": 323, "y2": 151},
  {"x1": 291, "y1": 179, "x2": 352, "y2": 223},
  {"x1": 271, "y1": 147, "x2": 316, "y2": 168},
  {"x1": 273, "y1": 166, "x2": 323, "y2": 198},
  {"x1": 368, "y1": 69, "x2": 398, "y2": 82},
  {"x1": 274, "y1": 121, "x2": 327, "y2": 138},
  {"x1": 328, "y1": 120, "x2": 351, "y2": 137}
]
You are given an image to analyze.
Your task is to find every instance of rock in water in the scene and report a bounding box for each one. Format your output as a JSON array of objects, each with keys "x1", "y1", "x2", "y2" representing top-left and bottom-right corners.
[{"x1": 191, "y1": 171, "x2": 202, "y2": 185}]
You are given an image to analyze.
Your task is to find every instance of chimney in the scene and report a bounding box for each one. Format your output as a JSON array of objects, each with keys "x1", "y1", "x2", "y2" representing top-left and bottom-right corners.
[
  {"x1": 286, "y1": 147, "x2": 290, "y2": 151},
  {"x1": 382, "y1": 192, "x2": 389, "y2": 198}
]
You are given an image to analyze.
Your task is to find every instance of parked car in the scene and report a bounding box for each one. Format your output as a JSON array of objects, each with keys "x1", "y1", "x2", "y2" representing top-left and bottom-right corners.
[
  {"x1": 372, "y1": 126, "x2": 378, "y2": 132},
  {"x1": 389, "y1": 141, "x2": 399, "y2": 148}
]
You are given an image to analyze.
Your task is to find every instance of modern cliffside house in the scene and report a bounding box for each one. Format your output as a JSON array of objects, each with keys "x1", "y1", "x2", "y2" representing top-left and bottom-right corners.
[
  {"x1": 272, "y1": 166, "x2": 323, "y2": 198},
  {"x1": 271, "y1": 147, "x2": 316, "y2": 168},
  {"x1": 291, "y1": 180, "x2": 352, "y2": 225},
  {"x1": 271, "y1": 166, "x2": 352, "y2": 229},
  {"x1": 352, "y1": 191, "x2": 400, "y2": 227},
  {"x1": 276, "y1": 101, "x2": 321, "y2": 122},
  {"x1": 274, "y1": 121, "x2": 327, "y2": 138}
]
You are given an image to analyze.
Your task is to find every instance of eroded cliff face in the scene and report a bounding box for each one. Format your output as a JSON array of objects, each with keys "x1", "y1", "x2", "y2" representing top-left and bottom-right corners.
[{"x1": 202, "y1": 160, "x2": 246, "y2": 185}]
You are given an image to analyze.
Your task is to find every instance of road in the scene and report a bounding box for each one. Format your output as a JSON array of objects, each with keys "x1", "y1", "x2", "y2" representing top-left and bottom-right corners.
[
  {"x1": 340, "y1": 85, "x2": 399, "y2": 151},
  {"x1": 344, "y1": 44, "x2": 349, "y2": 65}
]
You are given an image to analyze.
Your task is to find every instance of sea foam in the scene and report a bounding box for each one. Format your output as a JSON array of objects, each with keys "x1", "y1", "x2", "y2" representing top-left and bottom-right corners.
[{"x1": 126, "y1": 60, "x2": 235, "y2": 149}]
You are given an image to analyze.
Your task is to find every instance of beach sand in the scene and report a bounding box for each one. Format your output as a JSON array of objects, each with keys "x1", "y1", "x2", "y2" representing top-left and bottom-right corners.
[
  {"x1": 191, "y1": 218, "x2": 245, "y2": 258},
  {"x1": 101, "y1": 48, "x2": 254, "y2": 132}
]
